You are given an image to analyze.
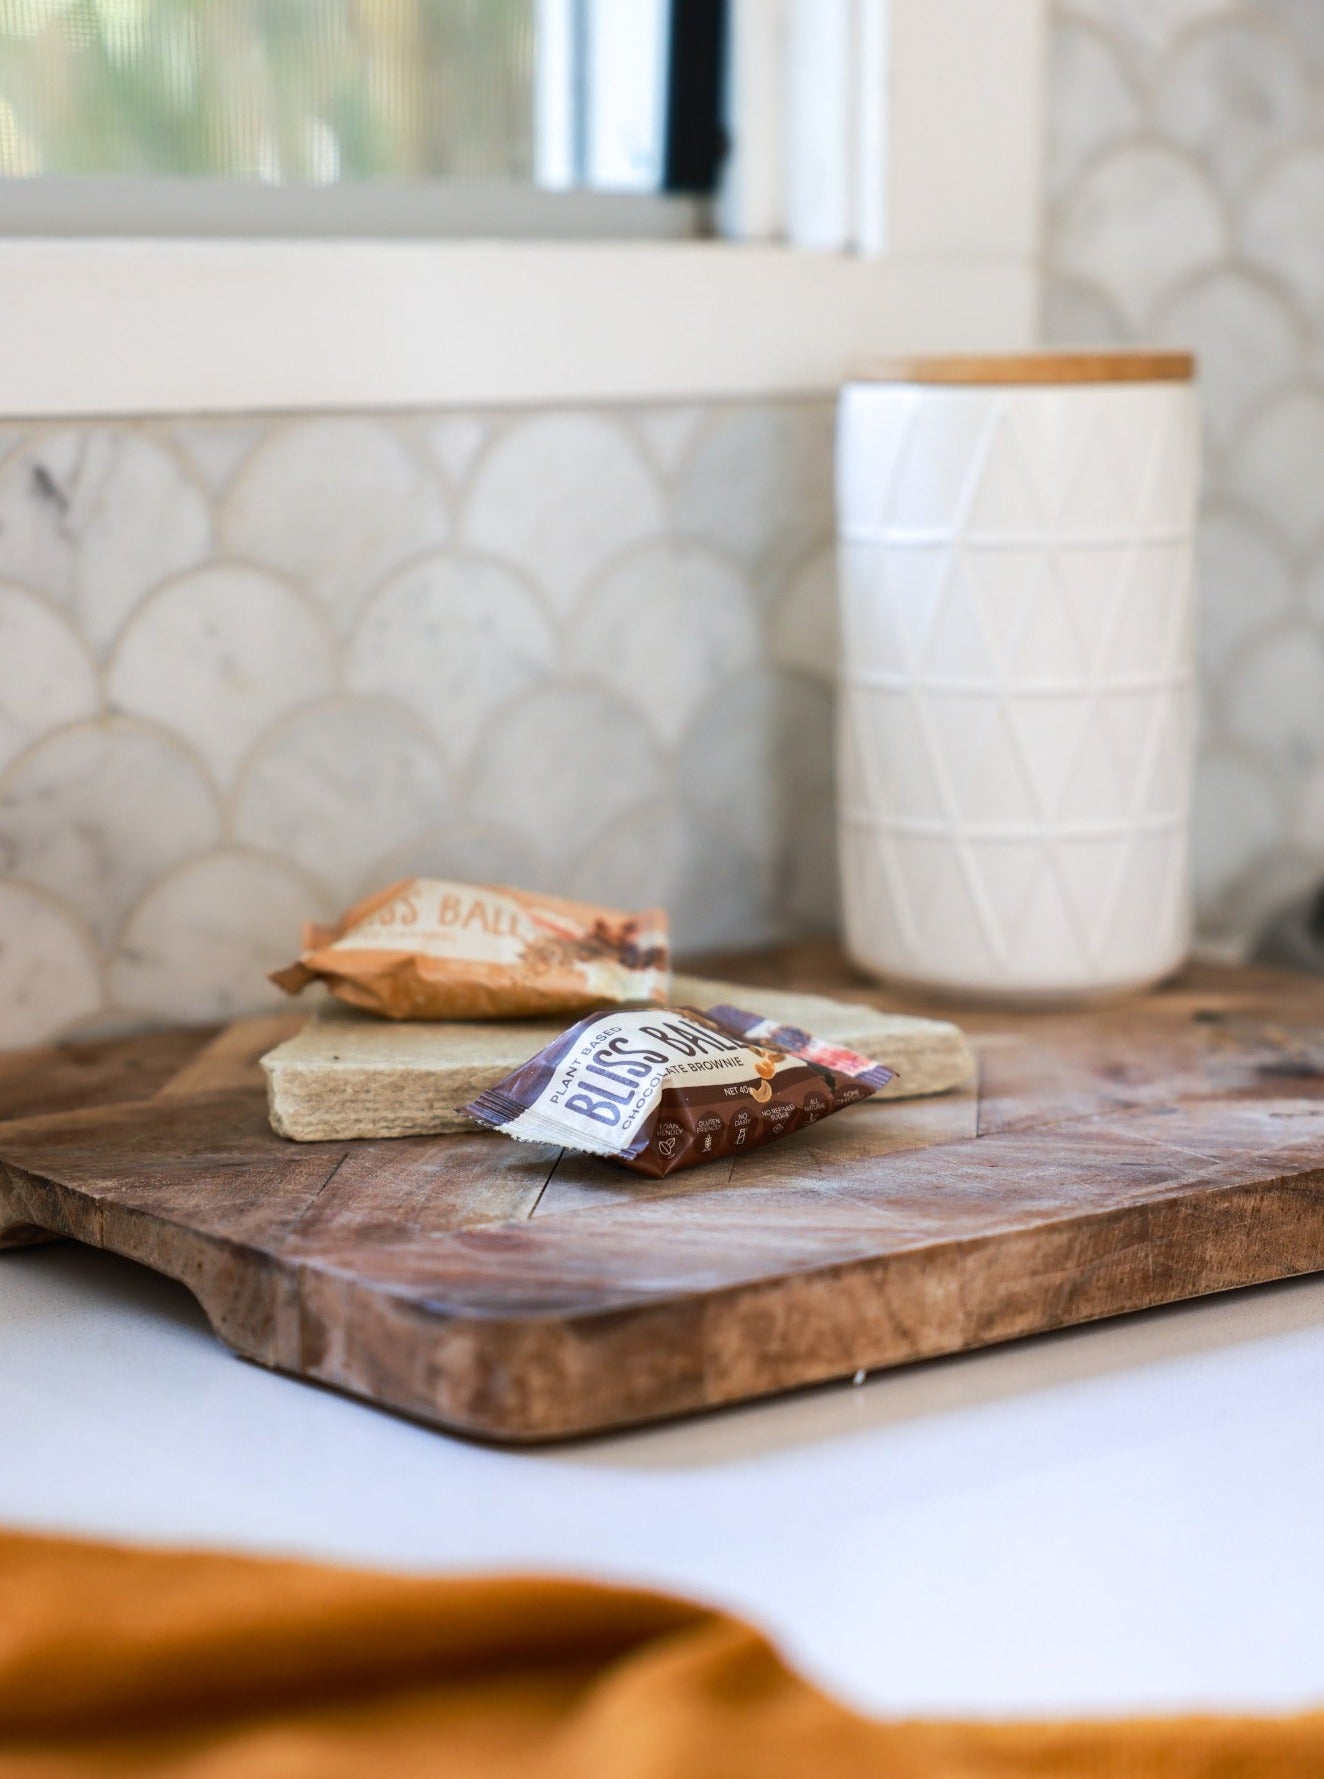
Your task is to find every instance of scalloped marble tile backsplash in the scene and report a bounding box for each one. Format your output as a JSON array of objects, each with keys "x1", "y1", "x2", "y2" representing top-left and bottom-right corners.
[
  {"x1": 1047, "y1": 0, "x2": 1324, "y2": 943},
  {"x1": 0, "y1": 404, "x2": 838, "y2": 1046}
]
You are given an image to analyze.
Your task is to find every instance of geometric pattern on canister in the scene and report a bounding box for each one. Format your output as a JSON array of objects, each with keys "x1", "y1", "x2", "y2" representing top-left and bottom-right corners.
[{"x1": 837, "y1": 380, "x2": 1201, "y2": 996}]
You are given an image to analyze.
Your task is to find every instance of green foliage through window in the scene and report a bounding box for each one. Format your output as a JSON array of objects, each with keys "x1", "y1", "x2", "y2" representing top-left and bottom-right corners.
[{"x1": 0, "y1": 0, "x2": 535, "y2": 181}]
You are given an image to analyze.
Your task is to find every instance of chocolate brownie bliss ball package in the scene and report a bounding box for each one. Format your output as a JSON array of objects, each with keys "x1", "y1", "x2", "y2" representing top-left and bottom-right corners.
[
  {"x1": 271, "y1": 879, "x2": 669, "y2": 1020},
  {"x1": 463, "y1": 1005, "x2": 894, "y2": 1178}
]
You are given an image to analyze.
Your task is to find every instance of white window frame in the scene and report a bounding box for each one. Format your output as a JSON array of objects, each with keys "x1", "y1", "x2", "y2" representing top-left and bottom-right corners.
[{"x1": 0, "y1": 0, "x2": 1046, "y2": 418}]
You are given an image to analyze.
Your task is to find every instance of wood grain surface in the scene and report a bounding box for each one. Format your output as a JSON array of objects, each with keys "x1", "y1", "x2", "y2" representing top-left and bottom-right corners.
[{"x1": 2, "y1": 946, "x2": 1323, "y2": 1442}]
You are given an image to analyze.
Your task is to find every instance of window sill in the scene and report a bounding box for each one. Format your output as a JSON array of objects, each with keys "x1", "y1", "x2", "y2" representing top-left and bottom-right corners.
[{"x1": 0, "y1": 237, "x2": 1036, "y2": 418}]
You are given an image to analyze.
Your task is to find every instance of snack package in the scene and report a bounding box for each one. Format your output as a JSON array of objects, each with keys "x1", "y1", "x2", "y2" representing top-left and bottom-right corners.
[
  {"x1": 271, "y1": 880, "x2": 669, "y2": 1020},
  {"x1": 462, "y1": 1005, "x2": 894, "y2": 1177}
]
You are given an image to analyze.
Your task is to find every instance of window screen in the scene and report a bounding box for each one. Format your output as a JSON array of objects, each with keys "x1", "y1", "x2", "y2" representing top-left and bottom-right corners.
[
  {"x1": 0, "y1": 0, "x2": 725, "y2": 196},
  {"x1": 0, "y1": 0, "x2": 536, "y2": 183}
]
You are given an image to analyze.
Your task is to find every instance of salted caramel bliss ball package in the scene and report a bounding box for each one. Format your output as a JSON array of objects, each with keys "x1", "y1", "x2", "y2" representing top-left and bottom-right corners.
[{"x1": 272, "y1": 879, "x2": 669, "y2": 1021}]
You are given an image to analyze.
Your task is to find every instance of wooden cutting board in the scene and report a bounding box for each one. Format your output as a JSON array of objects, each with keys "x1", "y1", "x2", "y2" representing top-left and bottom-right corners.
[{"x1": 3, "y1": 945, "x2": 1324, "y2": 1443}]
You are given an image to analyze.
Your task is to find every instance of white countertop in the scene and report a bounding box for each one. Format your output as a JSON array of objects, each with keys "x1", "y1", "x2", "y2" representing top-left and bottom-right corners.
[{"x1": 3, "y1": 1241, "x2": 1323, "y2": 1721}]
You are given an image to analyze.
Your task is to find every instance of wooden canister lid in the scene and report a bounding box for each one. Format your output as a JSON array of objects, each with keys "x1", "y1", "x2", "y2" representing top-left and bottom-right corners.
[{"x1": 847, "y1": 350, "x2": 1196, "y2": 386}]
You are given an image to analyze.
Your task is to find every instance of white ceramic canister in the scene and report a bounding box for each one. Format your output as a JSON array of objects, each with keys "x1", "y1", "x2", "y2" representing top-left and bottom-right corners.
[{"x1": 836, "y1": 352, "x2": 1200, "y2": 1003}]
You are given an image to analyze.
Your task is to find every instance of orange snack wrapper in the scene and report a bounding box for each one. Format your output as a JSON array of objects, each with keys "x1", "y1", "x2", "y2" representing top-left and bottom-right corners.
[{"x1": 271, "y1": 878, "x2": 670, "y2": 1020}]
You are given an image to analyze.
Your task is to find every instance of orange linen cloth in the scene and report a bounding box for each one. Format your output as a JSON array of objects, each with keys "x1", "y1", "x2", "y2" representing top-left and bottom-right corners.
[{"x1": 1, "y1": 1528, "x2": 1321, "y2": 1778}]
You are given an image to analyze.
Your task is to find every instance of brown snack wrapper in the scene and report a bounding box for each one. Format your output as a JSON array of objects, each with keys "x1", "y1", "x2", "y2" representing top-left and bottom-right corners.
[
  {"x1": 461, "y1": 1004, "x2": 894, "y2": 1177},
  {"x1": 271, "y1": 879, "x2": 669, "y2": 1020}
]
